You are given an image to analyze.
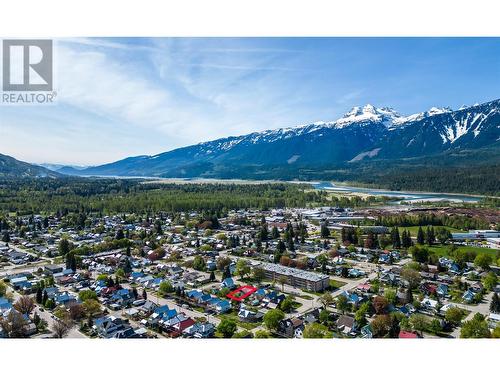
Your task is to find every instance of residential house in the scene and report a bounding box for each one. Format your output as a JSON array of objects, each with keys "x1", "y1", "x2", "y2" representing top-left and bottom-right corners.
[{"x1": 336, "y1": 315, "x2": 357, "y2": 336}]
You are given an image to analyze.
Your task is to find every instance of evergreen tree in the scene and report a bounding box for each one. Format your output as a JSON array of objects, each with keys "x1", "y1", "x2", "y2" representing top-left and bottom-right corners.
[
  {"x1": 222, "y1": 265, "x2": 232, "y2": 280},
  {"x1": 36, "y1": 288, "x2": 43, "y2": 304},
  {"x1": 320, "y1": 223, "x2": 330, "y2": 238},
  {"x1": 391, "y1": 227, "x2": 401, "y2": 249},
  {"x1": 259, "y1": 226, "x2": 268, "y2": 242},
  {"x1": 491, "y1": 293, "x2": 500, "y2": 313},
  {"x1": 115, "y1": 228, "x2": 125, "y2": 240},
  {"x1": 417, "y1": 226, "x2": 425, "y2": 245},
  {"x1": 65, "y1": 252, "x2": 77, "y2": 272},
  {"x1": 341, "y1": 228, "x2": 347, "y2": 243},
  {"x1": 58, "y1": 238, "x2": 70, "y2": 256},
  {"x1": 1, "y1": 231, "x2": 10, "y2": 243}
]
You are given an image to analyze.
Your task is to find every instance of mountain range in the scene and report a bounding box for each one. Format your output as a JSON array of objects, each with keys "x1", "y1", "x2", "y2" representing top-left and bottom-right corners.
[
  {"x1": 0, "y1": 153, "x2": 60, "y2": 178},
  {"x1": 1, "y1": 98, "x2": 498, "y2": 194},
  {"x1": 57, "y1": 98, "x2": 500, "y2": 179}
]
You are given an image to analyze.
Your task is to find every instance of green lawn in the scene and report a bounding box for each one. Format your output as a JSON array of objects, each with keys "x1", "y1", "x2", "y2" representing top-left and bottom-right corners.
[
  {"x1": 221, "y1": 311, "x2": 261, "y2": 330},
  {"x1": 399, "y1": 225, "x2": 466, "y2": 237},
  {"x1": 427, "y1": 244, "x2": 497, "y2": 257},
  {"x1": 329, "y1": 279, "x2": 347, "y2": 290}
]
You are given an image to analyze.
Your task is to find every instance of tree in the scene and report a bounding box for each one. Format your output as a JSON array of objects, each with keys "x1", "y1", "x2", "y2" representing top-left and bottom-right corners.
[
  {"x1": 115, "y1": 268, "x2": 126, "y2": 282},
  {"x1": 222, "y1": 265, "x2": 232, "y2": 280},
  {"x1": 159, "y1": 281, "x2": 174, "y2": 296},
  {"x1": 113, "y1": 228, "x2": 125, "y2": 240},
  {"x1": 401, "y1": 268, "x2": 421, "y2": 289},
  {"x1": 410, "y1": 246, "x2": 429, "y2": 263},
  {"x1": 58, "y1": 238, "x2": 70, "y2": 256},
  {"x1": 232, "y1": 330, "x2": 254, "y2": 338},
  {"x1": 320, "y1": 224, "x2": 330, "y2": 238},
  {"x1": 436, "y1": 227, "x2": 451, "y2": 244},
  {"x1": 78, "y1": 290, "x2": 98, "y2": 302},
  {"x1": 355, "y1": 302, "x2": 370, "y2": 326},
  {"x1": 417, "y1": 226, "x2": 425, "y2": 245},
  {"x1": 1, "y1": 231, "x2": 10, "y2": 243},
  {"x1": 142, "y1": 289, "x2": 148, "y2": 300},
  {"x1": 215, "y1": 256, "x2": 231, "y2": 271},
  {"x1": 0, "y1": 280, "x2": 7, "y2": 297},
  {"x1": 252, "y1": 268, "x2": 265, "y2": 283},
  {"x1": 490, "y1": 293, "x2": 500, "y2": 313},
  {"x1": 277, "y1": 275, "x2": 288, "y2": 292},
  {"x1": 319, "y1": 292, "x2": 334, "y2": 309},
  {"x1": 192, "y1": 255, "x2": 206, "y2": 271},
  {"x1": 217, "y1": 318, "x2": 237, "y2": 338},
  {"x1": 14, "y1": 295, "x2": 35, "y2": 315},
  {"x1": 42, "y1": 290, "x2": 48, "y2": 306},
  {"x1": 425, "y1": 226, "x2": 435, "y2": 246},
  {"x1": 391, "y1": 227, "x2": 401, "y2": 249},
  {"x1": 482, "y1": 272, "x2": 498, "y2": 291},
  {"x1": 154, "y1": 220, "x2": 163, "y2": 235},
  {"x1": 371, "y1": 314, "x2": 393, "y2": 337},
  {"x1": 254, "y1": 329, "x2": 270, "y2": 338},
  {"x1": 52, "y1": 318, "x2": 71, "y2": 338},
  {"x1": 69, "y1": 304, "x2": 85, "y2": 321},
  {"x1": 303, "y1": 322, "x2": 333, "y2": 338},
  {"x1": 460, "y1": 313, "x2": 491, "y2": 338},
  {"x1": 401, "y1": 230, "x2": 412, "y2": 249},
  {"x1": 474, "y1": 253, "x2": 492, "y2": 270},
  {"x1": 36, "y1": 287, "x2": 43, "y2": 304},
  {"x1": 373, "y1": 296, "x2": 389, "y2": 315},
  {"x1": 44, "y1": 298, "x2": 56, "y2": 309},
  {"x1": 209, "y1": 270, "x2": 216, "y2": 282},
  {"x1": 409, "y1": 314, "x2": 428, "y2": 335},
  {"x1": 235, "y1": 259, "x2": 250, "y2": 280},
  {"x1": 271, "y1": 226, "x2": 279, "y2": 239},
  {"x1": 492, "y1": 323, "x2": 500, "y2": 338},
  {"x1": 319, "y1": 309, "x2": 330, "y2": 325},
  {"x1": 279, "y1": 296, "x2": 294, "y2": 313},
  {"x1": 83, "y1": 299, "x2": 101, "y2": 318},
  {"x1": 263, "y1": 309, "x2": 285, "y2": 331},
  {"x1": 336, "y1": 295, "x2": 349, "y2": 314},
  {"x1": 65, "y1": 251, "x2": 77, "y2": 272},
  {"x1": 444, "y1": 307, "x2": 464, "y2": 326},
  {"x1": 384, "y1": 289, "x2": 397, "y2": 305},
  {"x1": 0, "y1": 309, "x2": 28, "y2": 337}
]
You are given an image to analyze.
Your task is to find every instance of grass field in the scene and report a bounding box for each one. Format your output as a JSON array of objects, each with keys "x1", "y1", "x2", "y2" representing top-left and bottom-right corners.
[
  {"x1": 329, "y1": 279, "x2": 347, "y2": 290},
  {"x1": 399, "y1": 225, "x2": 466, "y2": 237},
  {"x1": 427, "y1": 244, "x2": 498, "y2": 257}
]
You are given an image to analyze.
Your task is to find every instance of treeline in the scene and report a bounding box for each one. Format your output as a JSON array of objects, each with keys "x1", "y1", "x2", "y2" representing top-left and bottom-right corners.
[
  {"x1": 375, "y1": 213, "x2": 489, "y2": 231},
  {"x1": 206, "y1": 156, "x2": 500, "y2": 196},
  {"x1": 0, "y1": 178, "x2": 378, "y2": 215}
]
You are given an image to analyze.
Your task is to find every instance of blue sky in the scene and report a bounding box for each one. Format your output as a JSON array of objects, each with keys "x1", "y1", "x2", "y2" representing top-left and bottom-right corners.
[{"x1": 1, "y1": 37, "x2": 499, "y2": 165}]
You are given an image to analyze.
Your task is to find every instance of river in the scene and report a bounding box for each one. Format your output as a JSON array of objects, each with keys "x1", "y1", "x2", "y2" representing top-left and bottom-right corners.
[{"x1": 312, "y1": 182, "x2": 482, "y2": 203}]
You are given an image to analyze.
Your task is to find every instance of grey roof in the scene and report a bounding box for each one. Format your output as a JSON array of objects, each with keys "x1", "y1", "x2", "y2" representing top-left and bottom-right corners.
[{"x1": 260, "y1": 262, "x2": 329, "y2": 282}]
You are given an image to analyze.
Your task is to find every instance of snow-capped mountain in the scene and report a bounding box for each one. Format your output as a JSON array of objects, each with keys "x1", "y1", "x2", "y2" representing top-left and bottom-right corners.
[{"x1": 62, "y1": 98, "x2": 500, "y2": 178}]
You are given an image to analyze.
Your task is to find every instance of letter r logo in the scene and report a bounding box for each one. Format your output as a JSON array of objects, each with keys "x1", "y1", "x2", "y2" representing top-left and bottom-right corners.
[{"x1": 2, "y1": 39, "x2": 53, "y2": 91}]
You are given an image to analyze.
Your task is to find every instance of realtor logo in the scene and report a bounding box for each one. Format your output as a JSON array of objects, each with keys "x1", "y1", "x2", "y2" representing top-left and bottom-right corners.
[{"x1": 2, "y1": 39, "x2": 53, "y2": 91}]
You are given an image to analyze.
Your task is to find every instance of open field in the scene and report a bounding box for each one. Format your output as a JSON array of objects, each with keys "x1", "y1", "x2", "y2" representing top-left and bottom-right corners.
[
  {"x1": 399, "y1": 226, "x2": 467, "y2": 237},
  {"x1": 427, "y1": 244, "x2": 499, "y2": 257}
]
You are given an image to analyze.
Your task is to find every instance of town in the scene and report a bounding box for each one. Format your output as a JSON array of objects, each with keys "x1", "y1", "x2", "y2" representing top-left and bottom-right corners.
[{"x1": 1, "y1": 200, "x2": 499, "y2": 339}]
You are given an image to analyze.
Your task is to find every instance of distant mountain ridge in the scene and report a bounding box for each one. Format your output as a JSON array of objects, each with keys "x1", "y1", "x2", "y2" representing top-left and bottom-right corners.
[
  {"x1": 0, "y1": 154, "x2": 60, "y2": 178},
  {"x1": 60, "y1": 98, "x2": 500, "y2": 179}
]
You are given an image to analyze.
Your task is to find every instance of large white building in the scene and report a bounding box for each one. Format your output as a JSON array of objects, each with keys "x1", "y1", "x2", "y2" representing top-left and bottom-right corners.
[{"x1": 259, "y1": 262, "x2": 330, "y2": 292}]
